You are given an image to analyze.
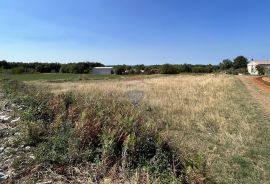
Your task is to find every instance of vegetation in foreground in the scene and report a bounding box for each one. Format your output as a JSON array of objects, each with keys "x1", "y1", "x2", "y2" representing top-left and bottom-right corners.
[
  {"x1": 1, "y1": 74, "x2": 269, "y2": 183},
  {"x1": 1, "y1": 79, "x2": 203, "y2": 184},
  {"x1": 36, "y1": 74, "x2": 270, "y2": 183}
]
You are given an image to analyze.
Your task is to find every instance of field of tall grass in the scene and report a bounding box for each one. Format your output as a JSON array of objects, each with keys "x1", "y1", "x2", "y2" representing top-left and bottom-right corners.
[
  {"x1": 31, "y1": 74, "x2": 270, "y2": 183},
  {"x1": 1, "y1": 74, "x2": 269, "y2": 183}
]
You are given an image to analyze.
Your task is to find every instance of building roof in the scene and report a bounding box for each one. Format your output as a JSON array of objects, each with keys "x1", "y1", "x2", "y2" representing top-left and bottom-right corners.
[
  {"x1": 248, "y1": 60, "x2": 270, "y2": 65},
  {"x1": 93, "y1": 67, "x2": 113, "y2": 69}
]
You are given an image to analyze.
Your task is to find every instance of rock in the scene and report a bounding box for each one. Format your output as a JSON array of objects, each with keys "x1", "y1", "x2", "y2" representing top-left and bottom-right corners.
[
  {"x1": 19, "y1": 145, "x2": 25, "y2": 148},
  {"x1": 25, "y1": 146, "x2": 31, "y2": 151},
  {"x1": 11, "y1": 117, "x2": 20, "y2": 124},
  {"x1": 9, "y1": 117, "x2": 20, "y2": 128},
  {"x1": 36, "y1": 180, "x2": 53, "y2": 184},
  {"x1": 0, "y1": 116, "x2": 11, "y2": 123},
  {"x1": 29, "y1": 154, "x2": 35, "y2": 160},
  {"x1": 0, "y1": 147, "x2": 4, "y2": 153},
  {"x1": 11, "y1": 104, "x2": 17, "y2": 108},
  {"x1": 14, "y1": 132, "x2": 21, "y2": 137},
  {"x1": 0, "y1": 171, "x2": 8, "y2": 181},
  {"x1": 18, "y1": 105, "x2": 26, "y2": 110}
]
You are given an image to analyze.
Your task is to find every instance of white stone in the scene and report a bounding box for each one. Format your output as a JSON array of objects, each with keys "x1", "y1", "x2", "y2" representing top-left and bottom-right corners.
[
  {"x1": 0, "y1": 171, "x2": 8, "y2": 181},
  {"x1": 11, "y1": 117, "x2": 20, "y2": 124},
  {"x1": 14, "y1": 132, "x2": 21, "y2": 136},
  {"x1": 29, "y1": 154, "x2": 35, "y2": 160},
  {"x1": 36, "y1": 181, "x2": 53, "y2": 184},
  {"x1": 0, "y1": 116, "x2": 11, "y2": 122}
]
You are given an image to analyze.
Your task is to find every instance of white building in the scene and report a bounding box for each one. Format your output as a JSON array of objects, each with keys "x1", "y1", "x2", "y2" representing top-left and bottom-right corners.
[
  {"x1": 247, "y1": 60, "x2": 270, "y2": 75},
  {"x1": 92, "y1": 67, "x2": 113, "y2": 75}
]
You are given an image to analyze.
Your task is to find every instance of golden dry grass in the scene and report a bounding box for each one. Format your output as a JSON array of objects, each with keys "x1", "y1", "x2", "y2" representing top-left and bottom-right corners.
[{"x1": 31, "y1": 74, "x2": 270, "y2": 183}]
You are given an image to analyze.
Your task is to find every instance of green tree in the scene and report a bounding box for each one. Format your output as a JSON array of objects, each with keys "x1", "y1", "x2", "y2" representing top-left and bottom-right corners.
[
  {"x1": 114, "y1": 65, "x2": 127, "y2": 75},
  {"x1": 220, "y1": 59, "x2": 233, "y2": 70},
  {"x1": 160, "y1": 64, "x2": 179, "y2": 74},
  {"x1": 256, "y1": 65, "x2": 265, "y2": 75},
  {"x1": 233, "y1": 56, "x2": 248, "y2": 69}
]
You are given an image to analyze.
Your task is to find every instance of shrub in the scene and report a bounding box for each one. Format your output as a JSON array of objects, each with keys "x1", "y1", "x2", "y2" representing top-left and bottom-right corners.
[
  {"x1": 21, "y1": 121, "x2": 44, "y2": 146},
  {"x1": 144, "y1": 67, "x2": 159, "y2": 75},
  {"x1": 226, "y1": 68, "x2": 248, "y2": 75},
  {"x1": 35, "y1": 122, "x2": 95, "y2": 165},
  {"x1": 220, "y1": 59, "x2": 233, "y2": 70},
  {"x1": 178, "y1": 64, "x2": 192, "y2": 73},
  {"x1": 11, "y1": 67, "x2": 26, "y2": 74},
  {"x1": 265, "y1": 67, "x2": 270, "y2": 75},
  {"x1": 192, "y1": 67, "x2": 208, "y2": 73},
  {"x1": 160, "y1": 64, "x2": 179, "y2": 74},
  {"x1": 256, "y1": 65, "x2": 265, "y2": 75},
  {"x1": 113, "y1": 65, "x2": 127, "y2": 75}
]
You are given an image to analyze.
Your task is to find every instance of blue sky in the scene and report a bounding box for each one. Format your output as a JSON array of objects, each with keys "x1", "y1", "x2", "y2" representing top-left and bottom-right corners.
[{"x1": 0, "y1": 0, "x2": 270, "y2": 65}]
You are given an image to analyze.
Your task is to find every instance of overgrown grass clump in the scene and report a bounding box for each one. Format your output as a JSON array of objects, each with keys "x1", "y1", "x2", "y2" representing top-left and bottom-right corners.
[{"x1": 1, "y1": 80, "x2": 201, "y2": 183}]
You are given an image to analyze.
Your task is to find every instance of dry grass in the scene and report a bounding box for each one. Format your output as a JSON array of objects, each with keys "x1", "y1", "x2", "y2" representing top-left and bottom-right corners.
[{"x1": 31, "y1": 74, "x2": 270, "y2": 183}]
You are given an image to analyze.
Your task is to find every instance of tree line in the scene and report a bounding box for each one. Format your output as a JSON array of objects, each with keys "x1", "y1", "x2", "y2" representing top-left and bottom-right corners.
[
  {"x1": 113, "y1": 64, "x2": 218, "y2": 75},
  {"x1": 114, "y1": 56, "x2": 249, "y2": 75},
  {"x1": 0, "y1": 55, "x2": 249, "y2": 75},
  {"x1": 219, "y1": 56, "x2": 248, "y2": 74},
  {"x1": 0, "y1": 60, "x2": 104, "y2": 74}
]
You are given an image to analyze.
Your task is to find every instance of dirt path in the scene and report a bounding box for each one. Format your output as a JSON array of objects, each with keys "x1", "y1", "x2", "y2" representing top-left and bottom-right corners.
[{"x1": 239, "y1": 76, "x2": 270, "y2": 117}]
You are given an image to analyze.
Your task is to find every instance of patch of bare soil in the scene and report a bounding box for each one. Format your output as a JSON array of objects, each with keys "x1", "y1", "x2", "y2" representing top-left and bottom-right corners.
[
  {"x1": 262, "y1": 77, "x2": 270, "y2": 83},
  {"x1": 239, "y1": 76, "x2": 270, "y2": 117},
  {"x1": 255, "y1": 77, "x2": 270, "y2": 90}
]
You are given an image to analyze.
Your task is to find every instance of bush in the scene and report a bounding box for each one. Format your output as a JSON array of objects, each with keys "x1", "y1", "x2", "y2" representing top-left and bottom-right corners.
[
  {"x1": 160, "y1": 64, "x2": 179, "y2": 74},
  {"x1": 21, "y1": 121, "x2": 44, "y2": 146},
  {"x1": 220, "y1": 59, "x2": 233, "y2": 70},
  {"x1": 11, "y1": 67, "x2": 26, "y2": 74},
  {"x1": 35, "y1": 122, "x2": 95, "y2": 165},
  {"x1": 113, "y1": 65, "x2": 127, "y2": 75},
  {"x1": 265, "y1": 67, "x2": 270, "y2": 75},
  {"x1": 144, "y1": 67, "x2": 159, "y2": 75},
  {"x1": 192, "y1": 67, "x2": 209, "y2": 73},
  {"x1": 178, "y1": 64, "x2": 192, "y2": 73},
  {"x1": 256, "y1": 65, "x2": 265, "y2": 75}
]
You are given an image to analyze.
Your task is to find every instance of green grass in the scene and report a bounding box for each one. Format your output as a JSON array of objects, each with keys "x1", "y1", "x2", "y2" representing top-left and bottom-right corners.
[
  {"x1": 0, "y1": 73, "x2": 123, "y2": 81},
  {"x1": 227, "y1": 79, "x2": 270, "y2": 183}
]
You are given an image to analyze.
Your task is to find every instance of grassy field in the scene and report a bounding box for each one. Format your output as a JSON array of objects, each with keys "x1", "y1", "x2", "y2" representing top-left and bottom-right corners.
[
  {"x1": 0, "y1": 73, "x2": 123, "y2": 81},
  {"x1": 1, "y1": 74, "x2": 269, "y2": 183},
  {"x1": 32, "y1": 74, "x2": 270, "y2": 183}
]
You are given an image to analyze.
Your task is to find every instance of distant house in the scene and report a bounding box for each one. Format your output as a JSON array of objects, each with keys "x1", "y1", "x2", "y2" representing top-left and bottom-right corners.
[
  {"x1": 92, "y1": 67, "x2": 113, "y2": 75},
  {"x1": 247, "y1": 60, "x2": 270, "y2": 75}
]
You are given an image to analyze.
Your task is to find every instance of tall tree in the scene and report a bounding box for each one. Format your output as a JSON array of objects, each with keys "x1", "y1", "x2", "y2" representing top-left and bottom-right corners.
[
  {"x1": 233, "y1": 56, "x2": 248, "y2": 69},
  {"x1": 220, "y1": 59, "x2": 233, "y2": 70}
]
